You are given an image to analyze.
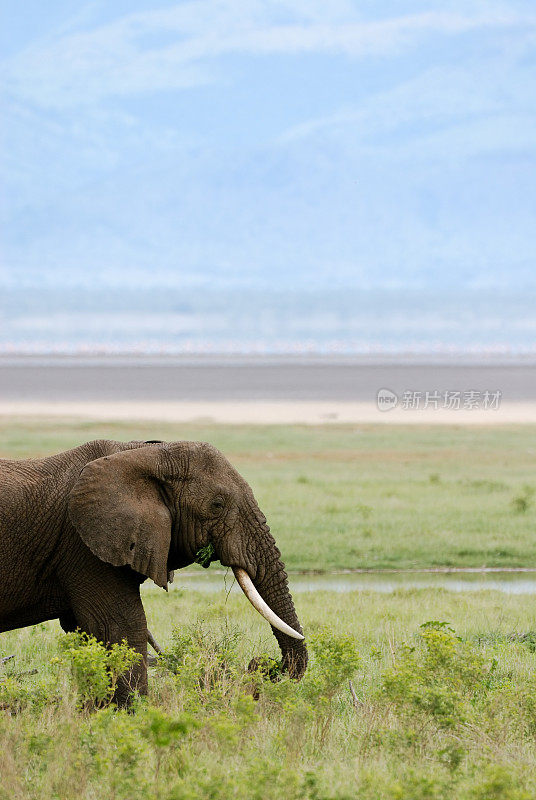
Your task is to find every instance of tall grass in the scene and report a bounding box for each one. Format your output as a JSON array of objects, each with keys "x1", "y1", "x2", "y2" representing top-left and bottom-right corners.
[{"x1": 2, "y1": 588, "x2": 536, "y2": 799}]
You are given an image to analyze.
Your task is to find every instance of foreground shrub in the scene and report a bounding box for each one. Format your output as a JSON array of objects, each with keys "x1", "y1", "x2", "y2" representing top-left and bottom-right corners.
[
  {"x1": 381, "y1": 621, "x2": 496, "y2": 728},
  {"x1": 258, "y1": 628, "x2": 361, "y2": 754},
  {"x1": 304, "y1": 628, "x2": 361, "y2": 700},
  {"x1": 58, "y1": 631, "x2": 141, "y2": 710},
  {"x1": 4, "y1": 609, "x2": 536, "y2": 800}
]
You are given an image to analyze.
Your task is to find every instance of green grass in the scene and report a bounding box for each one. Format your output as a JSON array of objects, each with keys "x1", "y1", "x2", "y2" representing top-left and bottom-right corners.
[
  {"x1": 1, "y1": 419, "x2": 536, "y2": 570},
  {"x1": 3, "y1": 421, "x2": 536, "y2": 797},
  {"x1": 3, "y1": 588, "x2": 536, "y2": 798}
]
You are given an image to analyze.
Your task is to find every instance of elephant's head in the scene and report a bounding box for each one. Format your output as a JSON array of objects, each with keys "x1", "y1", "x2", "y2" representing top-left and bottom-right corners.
[{"x1": 68, "y1": 441, "x2": 307, "y2": 679}]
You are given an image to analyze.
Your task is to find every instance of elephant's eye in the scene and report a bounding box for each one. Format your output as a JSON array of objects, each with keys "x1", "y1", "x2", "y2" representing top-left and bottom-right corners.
[{"x1": 211, "y1": 498, "x2": 225, "y2": 512}]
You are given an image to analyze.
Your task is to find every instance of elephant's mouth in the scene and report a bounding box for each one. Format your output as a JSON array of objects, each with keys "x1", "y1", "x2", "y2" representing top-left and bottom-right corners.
[
  {"x1": 194, "y1": 542, "x2": 217, "y2": 569},
  {"x1": 232, "y1": 567, "x2": 304, "y2": 641}
]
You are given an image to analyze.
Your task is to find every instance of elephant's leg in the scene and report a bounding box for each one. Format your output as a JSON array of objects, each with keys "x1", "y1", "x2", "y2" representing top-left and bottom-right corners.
[
  {"x1": 111, "y1": 599, "x2": 148, "y2": 707},
  {"x1": 64, "y1": 566, "x2": 148, "y2": 707}
]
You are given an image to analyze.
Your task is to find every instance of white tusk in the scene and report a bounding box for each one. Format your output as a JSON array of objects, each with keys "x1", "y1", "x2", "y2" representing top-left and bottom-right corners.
[{"x1": 232, "y1": 567, "x2": 305, "y2": 641}]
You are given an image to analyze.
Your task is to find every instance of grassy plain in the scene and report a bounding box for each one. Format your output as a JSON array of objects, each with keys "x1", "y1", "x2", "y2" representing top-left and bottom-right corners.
[
  {"x1": 3, "y1": 588, "x2": 536, "y2": 798},
  {"x1": 1, "y1": 418, "x2": 535, "y2": 570},
  {"x1": 2, "y1": 421, "x2": 536, "y2": 797}
]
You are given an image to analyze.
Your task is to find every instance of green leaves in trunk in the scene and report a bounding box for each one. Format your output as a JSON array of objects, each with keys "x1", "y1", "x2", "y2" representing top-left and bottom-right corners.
[{"x1": 194, "y1": 543, "x2": 216, "y2": 569}]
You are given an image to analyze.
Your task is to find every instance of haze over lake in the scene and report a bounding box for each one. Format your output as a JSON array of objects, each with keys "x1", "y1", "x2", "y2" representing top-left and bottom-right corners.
[{"x1": 2, "y1": 286, "x2": 535, "y2": 355}]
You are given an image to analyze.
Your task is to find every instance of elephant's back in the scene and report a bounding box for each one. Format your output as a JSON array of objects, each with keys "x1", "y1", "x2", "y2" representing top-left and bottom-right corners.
[
  {"x1": 0, "y1": 440, "x2": 141, "y2": 531},
  {"x1": 0, "y1": 460, "x2": 48, "y2": 531}
]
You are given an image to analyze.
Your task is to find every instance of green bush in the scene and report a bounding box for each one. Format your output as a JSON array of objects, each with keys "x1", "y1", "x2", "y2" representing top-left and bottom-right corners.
[
  {"x1": 381, "y1": 622, "x2": 496, "y2": 728},
  {"x1": 58, "y1": 631, "x2": 141, "y2": 710},
  {"x1": 304, "y1": 628, "x2": 361, "y2": 701},
  {"x1": 510, "y1": 485, "x2": 534, "y2": 513},
  {"x1": 259, "y1": 628, "x2": 361, "y2": 754}
]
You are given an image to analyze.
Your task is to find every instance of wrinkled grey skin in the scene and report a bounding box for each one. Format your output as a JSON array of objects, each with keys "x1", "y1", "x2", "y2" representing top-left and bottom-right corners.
[{"x1": 0, "y1": 440, "x2": 307, "y2": 704}]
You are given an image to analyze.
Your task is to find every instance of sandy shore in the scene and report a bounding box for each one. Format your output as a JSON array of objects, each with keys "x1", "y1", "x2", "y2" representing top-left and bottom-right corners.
[
  {"x1": 1, "y1": 357, "x2": 534, "y2": 423},
  {"x1": 0, "y1": 400, "x2": 535, "y2": 424}
]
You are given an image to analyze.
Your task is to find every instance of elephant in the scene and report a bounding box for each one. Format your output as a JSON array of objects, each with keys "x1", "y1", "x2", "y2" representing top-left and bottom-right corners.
[{"x1": 0, "y1": 439, "x2": 307, "y2": 704}]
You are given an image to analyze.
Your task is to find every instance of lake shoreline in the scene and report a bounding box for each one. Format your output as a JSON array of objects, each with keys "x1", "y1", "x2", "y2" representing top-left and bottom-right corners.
[
  {"x1": 180, "y1": 566, "x2": 536, "y2": 575},
  {"x1": 2, "y1": 357, "x2": 535, "y2": 422},
  {"x1": 1, "y1": 401, "x2": 535, "y2": 424}
]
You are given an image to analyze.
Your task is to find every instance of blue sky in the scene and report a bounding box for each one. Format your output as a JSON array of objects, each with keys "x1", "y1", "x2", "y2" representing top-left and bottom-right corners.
[{"x1": 2, "y1": 1, "x2": 535, "y2": 292}]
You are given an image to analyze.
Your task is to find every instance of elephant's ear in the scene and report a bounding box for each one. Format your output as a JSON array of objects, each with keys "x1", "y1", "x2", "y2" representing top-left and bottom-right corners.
[{"x1": 68, "y1": 446, "x2": 172, "y2": 589}]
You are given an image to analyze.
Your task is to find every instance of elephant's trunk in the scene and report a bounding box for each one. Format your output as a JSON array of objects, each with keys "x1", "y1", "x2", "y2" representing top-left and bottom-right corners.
[
  {"x1": 253, "y1": 561, "x2": 308, "y2": 679},
  {"x1": 237, "y1": 516, "x2": 307, "y2": 679},
  {"x1": 218, "y1": 500, "x2": 308, "y2": 679}
]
